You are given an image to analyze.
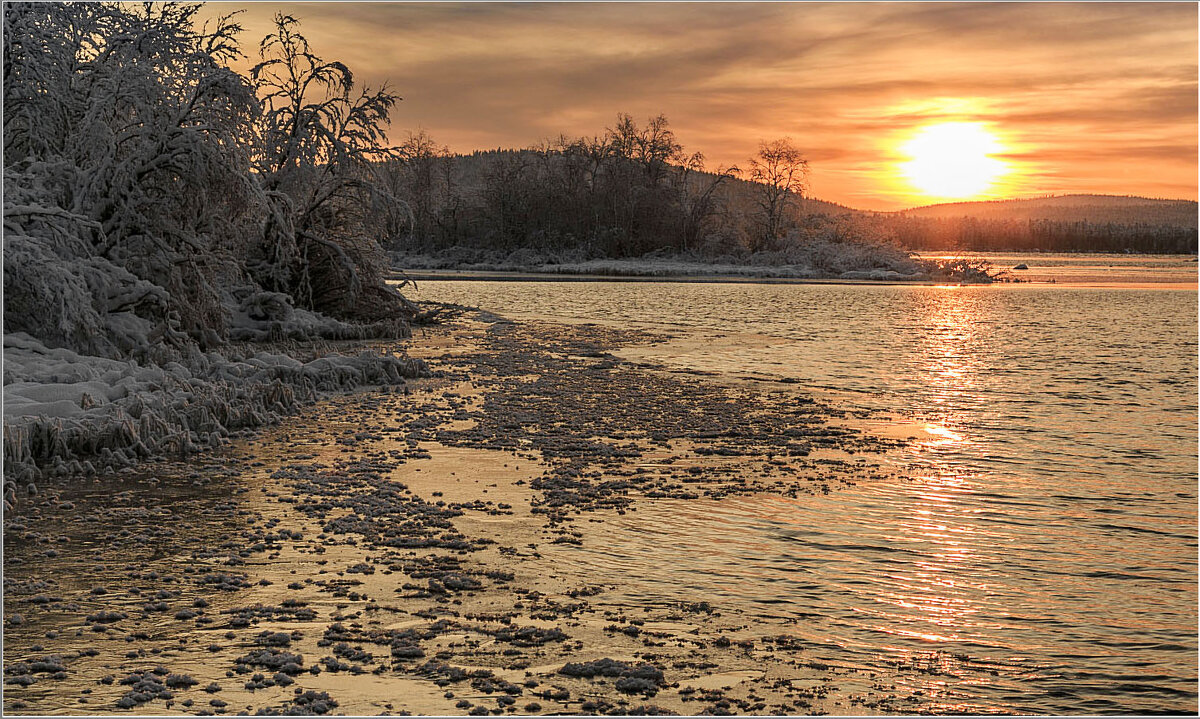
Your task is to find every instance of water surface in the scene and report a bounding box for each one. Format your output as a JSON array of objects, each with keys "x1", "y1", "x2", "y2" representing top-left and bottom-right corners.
[{"x1": 407, "y1": 259, "x2": 1198, "y2": 714}]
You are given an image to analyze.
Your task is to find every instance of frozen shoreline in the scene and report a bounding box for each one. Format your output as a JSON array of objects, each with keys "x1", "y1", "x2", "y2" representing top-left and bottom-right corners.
[
  {"x1": 391, "y1": 247, "x2": 999, "y2": 285},
  {"x1": 392, "y1": 268, "x2": 956, "y2": 285},
  {"x1": 2, "y1": 332, "x2": 429, "y2": 505},
  {"x1": 3, "y1": 312, "x2": 923, "y2": 716}
]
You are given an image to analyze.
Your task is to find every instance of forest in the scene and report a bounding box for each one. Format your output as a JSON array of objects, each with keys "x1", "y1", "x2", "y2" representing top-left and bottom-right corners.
[
  {"x1": 385, "y1": 125, "x2": 810, "y2": 258},
  {"x1": 887, "y1": 216, "x2": 1196, "y2": 253},
  {"x1": 383, "y1": 131, "x2": 1197, "y2": 268},
  {"x1": 381, "y1": 129, "x2": 975, "y2": 279},
  {"x1": 890, "y1": 194, "x2": 1197, "y2": 253}
]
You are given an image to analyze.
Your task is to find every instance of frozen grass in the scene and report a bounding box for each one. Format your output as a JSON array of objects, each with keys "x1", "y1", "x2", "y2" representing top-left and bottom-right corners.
[
  {"x1": 393, "y1": 242, "x2": 994, "y2": 283},
  {"x1": 3, "y1": 332, "x2": 428, "y2": 506}
]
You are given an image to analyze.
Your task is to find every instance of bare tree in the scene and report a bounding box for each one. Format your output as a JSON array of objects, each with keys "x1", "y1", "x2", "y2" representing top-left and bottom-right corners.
[
  {"x1": 748, "y1": 138, "x2": 809, "y2": 250},
  {"x1": 609, "y1": 113, "x2": 683, "y2": 184},
  {"x1": 389, "y1": 130, "x2": 453, "y2": 249},
  {"x1": 481, "y1": 151, "x2": 536, "y2": 249},
  {"x1": 673, "y1": 151, "x2": 737, "y2": 253},
  {"x1": 250, "y1": 13, "x2": 406, "y2": 321}
]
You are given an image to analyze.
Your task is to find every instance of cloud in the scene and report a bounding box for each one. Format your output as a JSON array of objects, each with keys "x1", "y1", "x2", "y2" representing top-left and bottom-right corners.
[{"x1": 209, "y1": 2, "x2": 1197, "y2": 210}]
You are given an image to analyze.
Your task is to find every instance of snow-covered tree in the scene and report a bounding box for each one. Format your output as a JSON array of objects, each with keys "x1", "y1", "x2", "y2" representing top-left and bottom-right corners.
[
  {"x1": 249, "y1": 13, "x2": 410, "y2": 322},
  {"x1": 4, "y1": 2, "x2": 259, "y2": 353},
  {"x1": 5, "y1": 3, "x2": 417, "y2": 353},
  {"x1": 3, "y1": 3, "x2": 425, "y2": 503}
]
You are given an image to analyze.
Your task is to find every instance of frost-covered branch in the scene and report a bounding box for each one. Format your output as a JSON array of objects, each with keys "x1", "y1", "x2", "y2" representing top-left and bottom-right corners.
[
  {"x1": 247, "y1": 12, "x2": 407, "y2": 321},
  {"x1": 4, "y1": 3, "x2": 422, "y2": 497}
]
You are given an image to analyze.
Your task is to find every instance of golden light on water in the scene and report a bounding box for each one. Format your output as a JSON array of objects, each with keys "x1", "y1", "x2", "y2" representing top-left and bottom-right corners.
[
  {"x1": 923, "y1": 423, "x2": 964, "y2": 445},
  {"x1": 899, "y1": 122, "x2": 1009, "y2": 201},
  {"x1": 869, "y1": 285, "x2": 986, "y2": 651}
]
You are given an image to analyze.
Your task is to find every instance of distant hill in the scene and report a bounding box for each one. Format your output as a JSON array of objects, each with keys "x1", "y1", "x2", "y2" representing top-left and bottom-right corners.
[
  {"x1": 388, "y1": 146, "x2": 1195, "y2": 254},
  {"x1": 450, "y1": 150, "x2": 872, "y2": 219},
  {"x1": 797, "y1": 196, "x2": 863, "y2": 216},
  {"x1": 895, "y1": 195, "x2": 1198, "y2": 228},
  {"x1": 448, "y1": 152, "x2": 1196, "y2": 230}
]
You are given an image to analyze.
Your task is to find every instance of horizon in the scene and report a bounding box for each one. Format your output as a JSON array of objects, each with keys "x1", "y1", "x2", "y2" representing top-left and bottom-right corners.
[
  {"x1": 202, "y1": 1, "x2": 1198, "y2": 211},
  {"x1": 381, "y1": 144, "x2": 1200, "y2": 212}
]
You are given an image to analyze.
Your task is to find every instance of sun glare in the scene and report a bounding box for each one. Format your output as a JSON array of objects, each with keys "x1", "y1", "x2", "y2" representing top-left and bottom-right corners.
[{"x1": 900, "y1": 122, "x2": 1007, "y2": 201}]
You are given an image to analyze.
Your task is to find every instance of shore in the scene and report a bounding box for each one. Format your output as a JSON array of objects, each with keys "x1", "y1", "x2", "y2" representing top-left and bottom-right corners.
[
  {"x1": 389, "y1": 252, "x2": 995, "y2": 285},
  {"x1": 390, "y1": 252, "x2": 1200, "y2": 288},
  {"x1": 392, "y1": 269, "x2": 958, "y2": 286},
  {"x1": 4, "y1": 312, "x2": 917, "y2": 716}
]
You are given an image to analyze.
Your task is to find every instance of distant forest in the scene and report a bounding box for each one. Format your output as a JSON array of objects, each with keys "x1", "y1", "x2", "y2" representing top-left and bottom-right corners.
[
  {"x1": 383, "y1": 125, "x2": 1198, "y2": 257},
  {"x1": 384, "y1": 119, "x2": 819, "y2": 261},
  {"x1": 890, "y1": 196, "x2": 1197, "y2": 253},
  {"x1": 887, "y1": 215, "x2": 1197, "y2": 253}
]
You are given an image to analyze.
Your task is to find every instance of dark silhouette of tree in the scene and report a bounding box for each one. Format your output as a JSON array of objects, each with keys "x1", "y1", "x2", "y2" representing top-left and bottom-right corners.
[
  {"x1": 388, "y1": 130, "x2": 452, "y2": 250},
  {"x1": 748, "y1": 138, "x2": 809, "y2": 251},
  {"x1": 674, "y1": 151, "x2": 738, "y2": 253},
  {"x1": 250, "y1": 13, "x2": 406, "y2": 321},
  {"x1": 376, "y1": 120, "x2": 1195, "y2": 261}
]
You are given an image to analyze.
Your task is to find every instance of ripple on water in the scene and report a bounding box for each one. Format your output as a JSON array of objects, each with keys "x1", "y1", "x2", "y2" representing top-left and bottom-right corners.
[{"x1": 412, "y1": 275, "x2": 1198, "y2": 714}]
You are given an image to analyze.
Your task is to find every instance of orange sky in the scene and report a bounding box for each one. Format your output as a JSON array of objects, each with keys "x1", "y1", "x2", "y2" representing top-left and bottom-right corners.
[{"x1": 204, "y1": 2, "x2": 1197, "y2": 211}]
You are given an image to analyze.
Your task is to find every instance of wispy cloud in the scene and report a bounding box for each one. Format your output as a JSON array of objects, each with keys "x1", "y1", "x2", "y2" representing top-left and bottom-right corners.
[{"x1": 210, "y1": 2, "x2": 1197, "y2": 209}]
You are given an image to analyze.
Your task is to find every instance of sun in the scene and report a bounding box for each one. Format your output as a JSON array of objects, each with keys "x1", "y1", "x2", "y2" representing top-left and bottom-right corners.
[{"x1": 899, "y1": 122, "x2": 1008, "y2": 201}]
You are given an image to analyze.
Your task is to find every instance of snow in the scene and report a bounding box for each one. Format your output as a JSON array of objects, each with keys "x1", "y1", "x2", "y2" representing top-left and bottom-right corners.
[
  {"x1": 3, "y1": 333, "x2": 429, "y2": 499},
  {"x1": 392, "y1": 237, "x2": 998, "y2": 283},
  {"x1": 392, "y1": 240, "x2": 941, "y2": 281},
  {"x1": 2, "y1": 4, "x2": 423, "y2": 506}
]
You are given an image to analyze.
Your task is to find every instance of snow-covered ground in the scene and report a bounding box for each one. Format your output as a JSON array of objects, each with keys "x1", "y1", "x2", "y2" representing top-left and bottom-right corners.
[
  {"x1": 393, "y1": 243, "x2": 993, "y2": 283},
  {"x1": 3, "y1": 329, "x2": 427, "y2": 507}
]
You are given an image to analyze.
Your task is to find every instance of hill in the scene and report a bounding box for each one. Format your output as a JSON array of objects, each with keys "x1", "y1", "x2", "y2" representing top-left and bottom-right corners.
[
  {"x1": 895, "y1": 195, "x2": 1198, "y2": 228},
  {"x1": 384, "y1": 128, "x2": 1195, "y2": 257}
]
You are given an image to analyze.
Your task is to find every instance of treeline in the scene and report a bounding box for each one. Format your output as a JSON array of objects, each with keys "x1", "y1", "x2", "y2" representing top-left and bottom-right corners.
[
  {"x1": 382, "y1": 121, "x2": 1197, "y2": 258},
  {"x1": 903, "y1": 195, "x2": 1198, "y2": 228},
  {"x1": 384, "y1": 119, "x2": 830, "y2": 259},
  {"x1": 886, "y1": 216, "x2": 1198, "y2": 254}
]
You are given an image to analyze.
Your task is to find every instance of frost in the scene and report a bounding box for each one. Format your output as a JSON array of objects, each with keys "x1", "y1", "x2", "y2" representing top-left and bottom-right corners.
[
  {"x1": 4, "y1": 334, "x2": 428, "y2": 497},
  {"x1": 393, "y1": 239, "x2": 951, "y2": 282},
  {"x1": 3, "y1": 4, "x2": 425, "y2": 506}
]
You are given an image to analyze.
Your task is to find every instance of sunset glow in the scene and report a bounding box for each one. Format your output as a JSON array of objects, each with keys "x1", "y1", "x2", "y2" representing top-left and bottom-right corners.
[
  {"x1": 4, "y1": 2, "x2": 1197, "y2": 714},
  {"x1": 201, "y1": 2, "x2": 1198, "y2": 210},
  {"x1": 900, "y1": 122, "x2": 1008, "y2": 201}
]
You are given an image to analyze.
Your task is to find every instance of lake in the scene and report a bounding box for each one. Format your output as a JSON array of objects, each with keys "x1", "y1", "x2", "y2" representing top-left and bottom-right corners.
[{"x1": 405, "y1": 257, "x2": 1198, "y2": 714}]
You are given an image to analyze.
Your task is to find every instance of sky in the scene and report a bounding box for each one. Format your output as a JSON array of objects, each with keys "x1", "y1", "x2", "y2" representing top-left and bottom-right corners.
[{"x1": 207, "y1": 2, "x2": 1198, "y2": 211}]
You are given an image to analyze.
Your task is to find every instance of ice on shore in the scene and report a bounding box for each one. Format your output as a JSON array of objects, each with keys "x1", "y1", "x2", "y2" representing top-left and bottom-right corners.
[
  {"x1": 3, "y1": 332, "x2": 428, "y2": 503},
  {"x1": 3, "y1": 200, "x2": 423, "y2": 506},
  {"x1": 837, "y1": 269, "x2": 924, "y2": 281},
  {"x1": 390, "y1": 240, "x2": 978, "y2": 282}
]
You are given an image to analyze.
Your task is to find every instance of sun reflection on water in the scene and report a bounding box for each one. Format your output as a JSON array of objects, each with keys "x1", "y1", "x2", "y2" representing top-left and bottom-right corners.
[
  {"x1": 922, "y1": 422, "x2": 962, "y2": 445},
  {"x1": 871, "y1": 286, "x2": 1001, "y2": 687},
  {"x1": 917, "y1": 285, "x2": 982, "y2": 442}
]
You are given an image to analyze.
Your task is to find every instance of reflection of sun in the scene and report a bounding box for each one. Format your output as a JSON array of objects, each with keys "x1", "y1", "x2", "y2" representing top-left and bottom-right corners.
[
  {"x1": 923, "y1": 423, "x2": 963, "y2": 445},
  {"x1": 900, "y1": 122, "x2": 1007, "y2": 200}
]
